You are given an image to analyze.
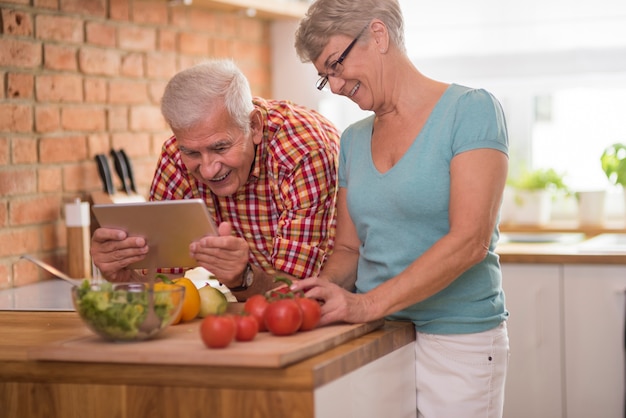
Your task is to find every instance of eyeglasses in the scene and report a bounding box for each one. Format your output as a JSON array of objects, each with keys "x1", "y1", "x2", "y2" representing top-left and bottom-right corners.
[{"x1": 316, "y1": 25, "x2": 368, "y2": 91}]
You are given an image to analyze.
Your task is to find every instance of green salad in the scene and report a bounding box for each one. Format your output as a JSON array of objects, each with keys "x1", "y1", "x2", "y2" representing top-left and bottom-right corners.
[{"x1": 73, "y1": 281, "x2": 176, "y2": 341}]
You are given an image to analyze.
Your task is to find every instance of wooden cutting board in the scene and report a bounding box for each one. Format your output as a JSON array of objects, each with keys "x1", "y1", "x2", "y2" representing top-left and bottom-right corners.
[{"x1": 29, "y1": 318, "x2": 384, "y2": 368}]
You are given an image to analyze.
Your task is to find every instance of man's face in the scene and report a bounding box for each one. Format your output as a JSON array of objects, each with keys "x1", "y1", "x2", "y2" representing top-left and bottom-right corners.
[{"x1": 174, "y1": 105, "x2": 259, "y2": 197}]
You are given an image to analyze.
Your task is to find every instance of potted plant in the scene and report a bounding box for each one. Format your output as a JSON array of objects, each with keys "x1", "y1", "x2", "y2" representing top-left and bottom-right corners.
[
  {"x1": 600, "y1": 142, "x2": 626, "y2": 219},
  {"x1": 600, "y1": 143, "x2": 626, "y2": 187},
  {"x1": 505, "y1": 167, "x2": 569, "y2": 225}
]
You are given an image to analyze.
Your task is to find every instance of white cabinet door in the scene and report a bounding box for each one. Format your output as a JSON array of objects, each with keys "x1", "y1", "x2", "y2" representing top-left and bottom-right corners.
[
  {"x1": 563, "y1": 265, "x2": 626, "y2": 418},
  {"x1": 501, "y1": 264, "x2": 564, "y2": 418}
]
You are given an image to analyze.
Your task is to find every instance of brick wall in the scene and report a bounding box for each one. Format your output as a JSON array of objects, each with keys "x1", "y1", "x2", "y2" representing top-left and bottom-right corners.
[{"x1": 0, "y1": 0, "x2": 272, "y2": 288}]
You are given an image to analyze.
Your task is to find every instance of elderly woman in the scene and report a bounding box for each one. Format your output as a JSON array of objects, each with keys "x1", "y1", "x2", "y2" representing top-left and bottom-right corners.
[{"x1": 292, "y1": 1, "x2": 510, "y2": 417}]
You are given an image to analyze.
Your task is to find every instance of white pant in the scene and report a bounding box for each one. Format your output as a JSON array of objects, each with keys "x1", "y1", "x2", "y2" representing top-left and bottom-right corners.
[{"x1": 415, "y1": 322, "x2": 509, "y2": 418}]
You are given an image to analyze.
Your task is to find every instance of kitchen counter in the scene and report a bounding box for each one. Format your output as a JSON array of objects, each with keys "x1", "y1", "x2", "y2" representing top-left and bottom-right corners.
[
  {"x1": 0, "y1": 310, "x2": 416, "y2": 418},
  {"x1": 496, "y1": 232, "x2": 626, "y2": 264}
]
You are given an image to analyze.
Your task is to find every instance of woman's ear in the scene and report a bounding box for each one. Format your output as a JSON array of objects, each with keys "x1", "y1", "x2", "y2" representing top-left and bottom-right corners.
[
  {"x1": 249, "y1": 108, "x2": 263, "y2": 145},
  {"x1": 370, "y1": 20, "x2": 389, "y2": 54}
]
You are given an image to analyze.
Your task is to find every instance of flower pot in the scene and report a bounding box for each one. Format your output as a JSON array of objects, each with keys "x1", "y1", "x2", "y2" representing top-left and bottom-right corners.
[
  {"x1": 576, "y1": 190, "x2": 606, "y2": 226},
  {"x1": 510, "y1": 190, "x2": 551, "y2": 225}
]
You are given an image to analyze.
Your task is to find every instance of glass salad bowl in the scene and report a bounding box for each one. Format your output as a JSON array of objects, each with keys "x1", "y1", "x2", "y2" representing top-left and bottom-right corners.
[{"x1": 71, "y1": 280, "x2": 185, "y2": 342}]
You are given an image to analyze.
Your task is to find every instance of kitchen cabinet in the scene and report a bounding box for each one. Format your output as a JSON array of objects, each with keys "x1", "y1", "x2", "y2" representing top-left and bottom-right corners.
[
  {"x1": 501, "y1": 264, "x2": 564, "y2": 418},
  {"x1": 563, "y1": 265, "x2": 626, "y2": 418},
  {"x1": 501, "y1": 262, "x2": 626, "y2": 418}
]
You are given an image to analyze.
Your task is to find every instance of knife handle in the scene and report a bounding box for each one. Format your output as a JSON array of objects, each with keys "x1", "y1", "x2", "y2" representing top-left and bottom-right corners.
[
  {"x1": 95, "y1": 154, "x2": 115, "y2": 195},
  {"x1": 119, "y1": 149, "x2": 137, "y2": 193},
  {"x1": 110, "y1": 149, "x2": 132, "y2": 194}
]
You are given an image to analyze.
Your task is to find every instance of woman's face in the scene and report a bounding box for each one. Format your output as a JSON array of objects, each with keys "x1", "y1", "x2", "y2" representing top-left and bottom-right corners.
[
  {"x1": 314, "y1": 30, "x2": 373, "y2": 109},
  {"x1": 173, "y1": 105, "x2": 261, "y2": 197}
]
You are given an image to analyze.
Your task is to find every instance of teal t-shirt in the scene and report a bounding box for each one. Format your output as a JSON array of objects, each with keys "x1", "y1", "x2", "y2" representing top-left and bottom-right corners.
[{"x1": 339, "y1": 84, "x2": 509, "y2": 334}]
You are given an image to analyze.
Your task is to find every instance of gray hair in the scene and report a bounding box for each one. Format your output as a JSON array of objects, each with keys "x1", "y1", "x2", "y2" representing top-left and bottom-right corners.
[
  {"x1": 161, "y1": 60, "x2": 254, "y2": 134},
  {"x1": 294, "y1": 0, "x2": 406, "y2": 63}
]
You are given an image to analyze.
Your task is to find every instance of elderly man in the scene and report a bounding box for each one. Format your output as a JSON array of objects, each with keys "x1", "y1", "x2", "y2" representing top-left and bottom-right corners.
[{"x1": 91, "y1": 60, "x2": 340, "y2": 300}]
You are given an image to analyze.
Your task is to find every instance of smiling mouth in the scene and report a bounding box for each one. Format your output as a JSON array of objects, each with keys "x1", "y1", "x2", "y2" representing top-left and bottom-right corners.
[
  {"x1": 210, "y1": 170, "x2": 230, "y2": 182},
  {"x1": 349, "y1": 82, "x2": 360, "y2": 98}
]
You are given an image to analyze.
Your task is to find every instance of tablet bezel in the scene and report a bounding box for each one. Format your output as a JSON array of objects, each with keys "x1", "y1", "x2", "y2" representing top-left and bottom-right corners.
[{"x1": 92, "y1": 199, "x2": 218, "y2": 269}]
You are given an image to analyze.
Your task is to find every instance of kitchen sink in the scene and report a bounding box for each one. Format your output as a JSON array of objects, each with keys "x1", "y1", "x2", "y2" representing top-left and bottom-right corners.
[
  {"x1": 577, "y1": 233, "x2": 626, "y2": 253},
  {"x1": 499, "y1": 232, "x2": 585, "y2": 244}
]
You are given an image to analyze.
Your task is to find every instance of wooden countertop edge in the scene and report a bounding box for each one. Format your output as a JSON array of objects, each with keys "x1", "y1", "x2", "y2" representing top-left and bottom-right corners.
[{"x1": 0, "y1": 312, "x2": 415, "y2": 391}]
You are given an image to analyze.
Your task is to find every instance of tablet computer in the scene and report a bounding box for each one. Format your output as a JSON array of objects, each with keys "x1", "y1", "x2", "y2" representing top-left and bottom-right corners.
[{"x1": 92, "y1": 199, "x2": 218, "y2": 269}]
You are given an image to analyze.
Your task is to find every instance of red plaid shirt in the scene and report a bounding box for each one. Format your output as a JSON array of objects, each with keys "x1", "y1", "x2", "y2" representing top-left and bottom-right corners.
[{"x1": 149, "y1": 97, "x2": 340, "y2": 278}]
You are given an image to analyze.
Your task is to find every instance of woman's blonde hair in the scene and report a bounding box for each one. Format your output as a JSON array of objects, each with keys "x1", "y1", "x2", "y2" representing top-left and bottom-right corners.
[
  {"x1": 161, "y1": 60, "x2": 254, "y2": 134},
  {"x1": 294, "y1": 0, "x2": 406, "y2": 63}
]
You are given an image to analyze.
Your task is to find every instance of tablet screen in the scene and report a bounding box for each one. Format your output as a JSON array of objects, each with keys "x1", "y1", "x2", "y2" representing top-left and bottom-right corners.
[{"x1": 92, "y1": 199, "x2": 218, "y2": 269}]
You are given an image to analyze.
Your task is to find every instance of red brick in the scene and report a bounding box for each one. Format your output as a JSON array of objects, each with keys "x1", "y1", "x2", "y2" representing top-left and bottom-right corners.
[
  {"x1": 34, "y1": 0, "x2": 59, "y2": 10},
  {"x1": 0, "y1": 202, "x2": 6, "y2": 227},
  {"x1": 132, "y1": 0, "x2": 168, "y2": 25},
  {"x1": 0, "y1": 228, "x2": 40, "y2": 258},
  {"x1": 0, "y1": 104, "x2": 33, "y2": 133},
  {"x1": 78, "y1": 47, "x2": 121, "y2": 76},
  {"x1": 10, "y1": 195, "x2": 61, "y2": 225},
  {"x1": 189, "y1": 10, "x2": 217, "y2": 33},
  {"x1": 87, "y1": 133, "x2": 110, "y2": 157},
  {"x1": 44, "y1": 44, "x2": 78, "y2": 71},
  {"x1": 61, "y1": 0, "x2": 106, "y2": 17},
  {"x1": 0, "y1": 137, "x2": 9, "y2": 165},
  {"x1": 170, "y1": 6, "x2": 188, "y2": 27},
  {"x1": 7, "y1": 72, "x2": 34, "y2": 99},
  {"x1": 86, "y1": 21, "x2": 116, "y2": 47},
  {"x1": 35, "y1": 105, "x2": 61, "y2": 133},
  {"x1": 41, "y1": 223, "x2": 65, "y2": 253},
  {"x1": 36, "y1": 14, "x2": 83, "y2": 43},
  {"x1": 111, "y1": 132, "x2": 151, "y2": 158},
  {"x1": 38, "y1": 166, "x2": 63, "y2": 193},
  {"x1": 12, "y1": 137, "x2": 38, "y2": 164},
  {"x1": 217, "y1": 14, "x2": 237, "y2": 38},
  {"x1": 108, "y1": 80, "x2": 148, "y2": 104},
  {"x1": 109, "y1": 0, "x2": 130, "y2": 21},
  {"x1": 120, "y1": 52, "x2": 144, "y2": 78},
  {"x1": 108, "y1": 106, "x2": 129, "y2": 131},
  {"x1": 39, "y1": 136, "x2": 88, "y2": 163},
  {"x1": 1, "y1": 9, "x2": 33, "y2": 36},
  {"x1": 130, "y1": 106, "x2": 166, "y2": 132},
  {"x1": 214, "y1": 38, "x2": 234, "y2": 58},
  {"x1": 84, "y1": 77, "x2": 107, "y2": 103},
  {"x1": 178, "y1": 32, "x2": 209, "y2": 56},
  {"x1": 145, "y1": 53, "x2": 177, "y2": 79},
  {"x1": 14, "y1": 259, "x2": 47, "y2": 287},
  {"x1": 0, "y1": 38, "x2": 42, "y2": 68},
  {"x1": 238, "y1": 18, "x2": 266, "y2": 41},
  {"x1": 0, "y1": 71, "x2": 4, "y2": 99},
  {"x1": 0, "y1": 168, "x2": 37, "y2": 196},
  {"x1": 36, "y1": 74, "x2": 83, "y2": 102},
  {"x1": 61, "y1": 106, "x2": 106, "y2": 132},
  {"x1": 118, "y1": 26, "x2": 156, "y2": 51},
  {"x1": 158, "y1": 29, "x2": 177, "y2": 52},
  {"x1": 64, "y1": 161, "x2": 101, "y2": 192},
  {"x1": 148, "y1": 80, "x2": 167, "y2": 104}
]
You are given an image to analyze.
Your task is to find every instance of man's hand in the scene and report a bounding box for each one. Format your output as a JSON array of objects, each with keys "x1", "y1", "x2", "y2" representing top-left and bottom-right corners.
[
  {"x1": 90, "y1": 227, "x2": 148, "y2": 282},
  {"x1": 189, "y1": 222, "x2": 250, "y2": 288}
]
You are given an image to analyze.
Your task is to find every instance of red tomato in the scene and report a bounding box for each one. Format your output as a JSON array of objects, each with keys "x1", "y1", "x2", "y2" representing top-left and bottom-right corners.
[
  {"x1": 243, "y1": 294, "x2": 270, "y2": 332},
  {"x1": 234, "y1": 314, "x2": 258, "y2": 342},
  {"x1": 296, "y1": 297, "x2": 321, "y2": 331},
  {"x1": 264, "y1": 299, "x2": 303, "y2": 336},
  {"x1": 200, "y1": 314, "x2": 236, "y2": 349}
]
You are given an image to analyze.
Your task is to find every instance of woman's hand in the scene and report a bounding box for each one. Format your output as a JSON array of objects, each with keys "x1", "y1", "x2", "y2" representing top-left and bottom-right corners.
[{"x1": 290, "y1": 277, "x2": 375, "y2": 326}]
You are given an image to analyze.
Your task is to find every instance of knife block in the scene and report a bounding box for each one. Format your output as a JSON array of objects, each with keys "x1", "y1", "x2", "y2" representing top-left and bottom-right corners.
[{"x1": 65, "y1": 200, "x2": 92, "y2": 279}]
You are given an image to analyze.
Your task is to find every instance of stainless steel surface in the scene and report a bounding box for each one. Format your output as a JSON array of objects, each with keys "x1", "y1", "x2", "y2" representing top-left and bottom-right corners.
[{"x1": 0, "y1": 280, "x2": 74, "y2": 311}]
